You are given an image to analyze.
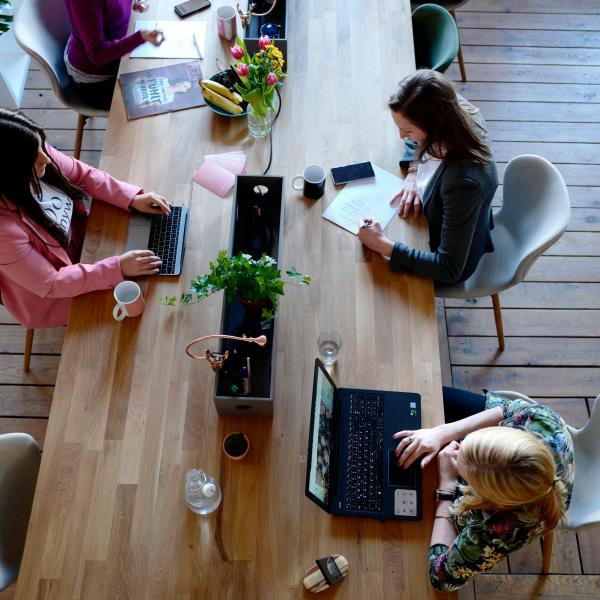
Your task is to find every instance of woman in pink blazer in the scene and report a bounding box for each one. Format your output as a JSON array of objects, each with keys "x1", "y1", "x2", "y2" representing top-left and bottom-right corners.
[{"x1": 0, "y1": 109, "x2": 168, "y2": 328}]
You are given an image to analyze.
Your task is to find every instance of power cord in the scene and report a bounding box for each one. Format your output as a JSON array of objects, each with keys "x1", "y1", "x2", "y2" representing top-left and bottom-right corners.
[{"x1": 262, "y1": 87, "x2": 282, "y2": 175}]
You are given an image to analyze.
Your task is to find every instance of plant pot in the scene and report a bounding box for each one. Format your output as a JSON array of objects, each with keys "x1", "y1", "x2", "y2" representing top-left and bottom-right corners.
[
  {"x1": 222, "y1": 432, "x2": 250, "y2": 460},
  {"x1": 237, "y1": 297, "x2": 270, "y2": 311}
]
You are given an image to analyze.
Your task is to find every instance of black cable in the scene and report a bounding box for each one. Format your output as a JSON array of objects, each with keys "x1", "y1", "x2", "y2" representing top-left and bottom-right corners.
[{"x1": 262, "y1": 87, "x2": 282, "y2": 175}]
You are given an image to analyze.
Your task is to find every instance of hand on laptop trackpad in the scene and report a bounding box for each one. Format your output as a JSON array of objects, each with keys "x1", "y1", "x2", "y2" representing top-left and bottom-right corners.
[{"x1": 388, "y1": 450, "x2": 417, "y2": 487}]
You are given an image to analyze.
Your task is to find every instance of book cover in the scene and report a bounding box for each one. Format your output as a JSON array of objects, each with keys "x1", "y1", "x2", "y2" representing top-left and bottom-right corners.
[{"x1": 119, "y1": 61, "x2": 205, "y2": 120}]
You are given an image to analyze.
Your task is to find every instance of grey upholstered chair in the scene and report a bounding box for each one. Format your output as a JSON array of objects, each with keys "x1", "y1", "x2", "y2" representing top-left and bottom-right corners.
[
  {"x1": 0, "y1": 433, "x2": 41, "y2": 590},
  {"x1": 14, "y1": 0, "x2": 109, "y2": 159},
  {"x1": 411, "y1": 1, "x2": 470, "y2": 81},
  {"x1": 436, "y1": 155, "x2": 570, "y2": 350}
]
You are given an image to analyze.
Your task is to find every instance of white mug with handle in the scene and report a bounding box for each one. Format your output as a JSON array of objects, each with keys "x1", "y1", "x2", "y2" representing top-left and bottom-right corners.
[{"x1": 113, "y1": 281, "x2": 145, "y2": 321}]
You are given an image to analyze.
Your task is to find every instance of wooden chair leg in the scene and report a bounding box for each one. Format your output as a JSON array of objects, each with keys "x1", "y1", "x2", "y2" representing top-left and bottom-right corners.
[
  {"x1": 451, "y1": 10, "x2": 467, "y2": 82},
  {"x1": 542, "y1": 530, "x2": 554, "y2": 574},
  {"x1": 491, "y1": 293, "x2": 505, "y2": 351},
  {"x1": 24, "y1": 329, "x2": 34, "y2": 372},
  {"x1": 74, "y1": 114, "x2": 88, "y2": 160}
]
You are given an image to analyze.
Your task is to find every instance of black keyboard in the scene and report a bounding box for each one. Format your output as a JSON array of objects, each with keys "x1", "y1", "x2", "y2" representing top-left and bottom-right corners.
[
  {"x1": 344, "y1": 392, "x2": 385, "y2": 513},
  {"x1": 148, "y1": 206, "x2": 184, "y2": 275}
]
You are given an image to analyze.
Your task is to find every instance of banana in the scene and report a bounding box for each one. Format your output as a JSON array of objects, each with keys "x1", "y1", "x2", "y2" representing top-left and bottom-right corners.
[
  {"x1": 201, "y1": 80, "x2": 243, "y2": 105},
  {"x1": 201, "y1": 85, "x2": 243, "y2": 115}
]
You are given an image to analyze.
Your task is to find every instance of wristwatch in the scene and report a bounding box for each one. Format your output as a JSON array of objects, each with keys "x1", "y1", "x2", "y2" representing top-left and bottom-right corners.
[{"x1": 435, "y1": 488, "x2": 456, "y2": 502}]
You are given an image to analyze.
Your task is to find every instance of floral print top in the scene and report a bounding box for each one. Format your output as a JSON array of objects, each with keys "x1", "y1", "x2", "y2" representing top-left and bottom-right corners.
[{"x1": 428, "y1": 392, "x2": 575, "y2": 592}]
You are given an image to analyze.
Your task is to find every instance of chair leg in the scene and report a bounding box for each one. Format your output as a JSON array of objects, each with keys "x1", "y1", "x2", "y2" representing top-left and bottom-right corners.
[
  {"x1": 491, "y1": 293, "x2": 505, "y2": 351},
  {"x1": 24, "y1": 329, "x2": 34, "y2": 372},
  {"x1": 451, "y1": 10, "x2": 467, "y2": 82},
  {"x1": 542, "y1": 530, "x2": 554, "y2": 573},
  {"x1": 74, "y1": 114, "x2": 88, "y2": 160}
]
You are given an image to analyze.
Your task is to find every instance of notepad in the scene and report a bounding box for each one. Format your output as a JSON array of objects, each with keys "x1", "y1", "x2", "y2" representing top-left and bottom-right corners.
[
  {"x1": 193, "y1": 151, "x2": 247, "y2": 198},
  {"x1": 131, "y1": 21, "x2": 207, "y2": 59},
  {"x1": 322, "y1": 165, "x2": 404, "y2": 235}
]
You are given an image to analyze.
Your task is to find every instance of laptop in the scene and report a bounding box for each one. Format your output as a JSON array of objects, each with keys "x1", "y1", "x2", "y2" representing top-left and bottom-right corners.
[
  {"x1": 124, "y1": 205, "x2": 189, "y2": 276},
  {"x1": 305, "y1": 358, "x2": 422, "y2": 520}
]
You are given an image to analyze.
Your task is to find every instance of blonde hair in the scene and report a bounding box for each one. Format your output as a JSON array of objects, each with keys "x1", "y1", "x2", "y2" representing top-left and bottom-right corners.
[{"x1": 453, "y1": 427, "x2": 567, "y2": 531}]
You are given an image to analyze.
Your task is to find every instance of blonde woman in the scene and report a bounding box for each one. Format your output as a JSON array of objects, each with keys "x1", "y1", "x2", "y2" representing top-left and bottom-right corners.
[{"x1": 394, "y1": 389, "x2": 573, "y2": 591}]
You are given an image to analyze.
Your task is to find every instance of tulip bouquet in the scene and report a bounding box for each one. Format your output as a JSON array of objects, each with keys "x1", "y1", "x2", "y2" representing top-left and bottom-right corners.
[{"x1": 230, "y1": 35, "x2": 285, "y2": 119}]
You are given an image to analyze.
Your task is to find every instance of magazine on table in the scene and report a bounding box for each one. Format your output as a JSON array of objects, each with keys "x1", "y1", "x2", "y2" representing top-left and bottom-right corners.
[{"x1": 119, "y1": 61, "x2": 205, "y2": 120}]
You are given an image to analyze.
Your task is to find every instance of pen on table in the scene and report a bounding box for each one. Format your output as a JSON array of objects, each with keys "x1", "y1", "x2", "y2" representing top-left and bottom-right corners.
[
  {"x1": 246, "y1": 356, "x2": 251, "y2": 387},
  {"x1": 192, "y1": 32, "x2": 203, "y2": 59}
]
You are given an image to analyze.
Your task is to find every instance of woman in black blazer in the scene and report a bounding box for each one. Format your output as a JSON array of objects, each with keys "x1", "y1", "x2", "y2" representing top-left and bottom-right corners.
[{"x1": 358, "y1": 70, "x2": 498, "y2": 284}]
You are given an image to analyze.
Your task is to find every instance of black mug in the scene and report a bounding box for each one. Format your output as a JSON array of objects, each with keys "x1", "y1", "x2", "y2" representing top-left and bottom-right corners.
[{"x1": 292, "y1": 164, "x2": 326, "y2": 200}]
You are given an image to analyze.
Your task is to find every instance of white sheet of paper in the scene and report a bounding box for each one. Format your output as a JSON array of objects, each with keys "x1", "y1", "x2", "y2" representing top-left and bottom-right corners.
[
  {"x1": 130, "y1": 21, "x2": 207, "y2": 59},
  {"x1": 322, "y1": 164, "x2": 404, "y2": 235}
]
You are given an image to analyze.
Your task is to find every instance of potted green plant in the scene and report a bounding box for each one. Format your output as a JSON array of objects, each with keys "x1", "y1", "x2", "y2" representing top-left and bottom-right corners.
[
  {"x1": 223, "y1": 432, "x2": 249, "y2": 460},
  {"x1": 164, "y1": 250, "x2": 311, "y2": 322},
  {"x1": 0, "y1": 1, "x2": 13, "y2": 38}
]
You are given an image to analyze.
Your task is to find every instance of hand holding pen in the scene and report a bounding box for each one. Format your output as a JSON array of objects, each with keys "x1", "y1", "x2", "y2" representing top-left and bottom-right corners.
[{"x1": 141, "y1": 25, "x2": 165, "y2": 46}]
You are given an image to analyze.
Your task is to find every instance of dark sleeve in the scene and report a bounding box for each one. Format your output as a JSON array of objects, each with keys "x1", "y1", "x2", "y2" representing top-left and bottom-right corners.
[
  {"x1": 399, "y1": 139, "x2": 419, "y2": 169},
  {"x1": 388, "y1": 173, "x2": 485, "y2": 283},
  {"x1": 70, "y1": 0, "x2": 145, "y2": 66}
]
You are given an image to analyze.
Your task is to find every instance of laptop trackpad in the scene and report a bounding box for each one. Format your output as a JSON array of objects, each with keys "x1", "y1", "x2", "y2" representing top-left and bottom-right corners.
[{"x1": 124, "y1": 213, "x2": 151, "y2": 252}]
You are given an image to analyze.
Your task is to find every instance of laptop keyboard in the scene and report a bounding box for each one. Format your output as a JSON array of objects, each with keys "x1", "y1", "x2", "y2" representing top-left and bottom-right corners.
[
  {"x1": 344, "y1": 392, "x2": 385, "y2": 513},
  {"x1": 148, "y1": 205, "x2": 183, "y2": 275}
]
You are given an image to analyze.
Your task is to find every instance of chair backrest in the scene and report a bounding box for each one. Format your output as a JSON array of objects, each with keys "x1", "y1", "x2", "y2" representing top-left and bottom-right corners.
[
  {"x1": 411, "y1": 3, "x2": 459, "y2": 73},
  {"x1": 563, "y1": 394, "x2": 600, "y2": 530},
  {"x1": 496, "y1": 154, "x2": 571, "y2": 283},
  {"x1": 0, "y1": 433, "x2": 40, "y2": 590},
  {"x1": 14, "y1": 0, "x2": 71, "y2": 94}
]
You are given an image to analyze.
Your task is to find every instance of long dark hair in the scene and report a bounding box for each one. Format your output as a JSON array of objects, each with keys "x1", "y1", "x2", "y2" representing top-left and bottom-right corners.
[
  {"x1": 388, "y1": 69, "x2": 492, "y2": 165},
  {"x1": 0, "y1": 109, "x2": 86, "y2": 248}
]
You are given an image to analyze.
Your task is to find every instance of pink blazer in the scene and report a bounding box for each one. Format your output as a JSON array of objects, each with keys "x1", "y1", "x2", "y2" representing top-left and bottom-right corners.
[{"x1": 0, "y1": 146, "x2": 141, "y2": 328}]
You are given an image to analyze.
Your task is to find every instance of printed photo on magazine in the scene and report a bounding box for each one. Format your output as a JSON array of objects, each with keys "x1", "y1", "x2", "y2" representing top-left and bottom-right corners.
[{"x1": 119, "y1": 61, "x2": 205, "y2": 120}]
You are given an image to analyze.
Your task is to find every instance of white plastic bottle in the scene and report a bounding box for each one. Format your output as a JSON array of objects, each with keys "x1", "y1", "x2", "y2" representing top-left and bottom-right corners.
[{"x1": 185, "y1": 469, "x2": 222, "y2": 515}]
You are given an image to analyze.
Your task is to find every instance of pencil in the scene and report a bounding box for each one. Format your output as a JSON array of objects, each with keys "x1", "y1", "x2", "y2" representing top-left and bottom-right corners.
[{"x1": 192, "y1": 32, "x2": 203, "y2": 59}]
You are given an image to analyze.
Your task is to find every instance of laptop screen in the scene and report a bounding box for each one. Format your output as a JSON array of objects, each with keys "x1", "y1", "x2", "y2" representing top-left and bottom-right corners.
[{"x1": 307, "y1": 364, "x2": 335, "y2": 507}]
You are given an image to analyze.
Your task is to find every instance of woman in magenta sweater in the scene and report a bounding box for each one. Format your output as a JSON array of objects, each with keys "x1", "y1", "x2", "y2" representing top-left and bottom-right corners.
[
  {"x1": 0, "y1": 109, "x2": 168, "y2": 328},
  {"x1": 64, "y1": 0, "x2": 163, "y2": 110}
]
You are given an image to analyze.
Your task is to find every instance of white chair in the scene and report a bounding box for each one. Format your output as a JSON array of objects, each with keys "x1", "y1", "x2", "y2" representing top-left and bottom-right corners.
[
  {"x1": 492, "y1": 390, "x2": 600, "y2": 575},
  {"x1": 13, "y1": 0, "x2": 108, "y2": 159},
  {"x1": 436, "y1": 155, "x2": 571, "y2": 351},
  {"x1": 0, "y1": 433, "x2": 41, "y2": 590}
]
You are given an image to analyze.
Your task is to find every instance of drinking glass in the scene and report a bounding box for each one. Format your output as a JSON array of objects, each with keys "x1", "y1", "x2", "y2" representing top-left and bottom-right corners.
[{"x1": 317, "y1": 330, "x2": 342, "y2": 365}]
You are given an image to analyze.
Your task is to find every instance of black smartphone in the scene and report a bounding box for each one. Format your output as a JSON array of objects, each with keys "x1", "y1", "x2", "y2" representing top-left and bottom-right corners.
[
  {"x1": 174, "y1": 0, "x2": 211, "y2": 18},
  {"x1": 330, "y1": 161, "x2": 375, "y2": 186}
]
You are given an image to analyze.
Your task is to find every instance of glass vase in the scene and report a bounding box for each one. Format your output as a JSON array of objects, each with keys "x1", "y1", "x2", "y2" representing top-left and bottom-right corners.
[{"x1": 247, "y1": 94, "x2": 279, "y2": 139}]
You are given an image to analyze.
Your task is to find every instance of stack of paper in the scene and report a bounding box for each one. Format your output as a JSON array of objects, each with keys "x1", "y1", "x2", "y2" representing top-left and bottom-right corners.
[
  {"x1": 193, "y1": 151, "x2": 247, "y2": 198},
  {"x1": 322, "y1": 164, "x2": 404, "y2": 234},
  {"x1": 131, "y1": 21, "x2": 207, "y2": 59}
]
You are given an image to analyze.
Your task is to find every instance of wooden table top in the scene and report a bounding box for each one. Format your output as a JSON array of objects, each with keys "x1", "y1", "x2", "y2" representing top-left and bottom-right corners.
[{"x1": 16, "y1": 1, "x2": 450, "y2": 598}]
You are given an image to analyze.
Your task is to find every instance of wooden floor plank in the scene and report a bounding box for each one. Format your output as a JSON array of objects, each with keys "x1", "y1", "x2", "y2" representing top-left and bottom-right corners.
[
  {"x1": 0, "y1": 355, "x2": 60, "y2": 385},
  {"x1": 458, "y1": 12, "x2": 600, "y2": 31},
  {"x1": 0, "y1": 325, "x2": 65, "y2": 354},
  {"x1": 449, "y1": 337, "x2": 600, "y2": 367},
  {"x1": 456, "y1": 82, "x2": 600, "y2": 105},
  {"x1": 436, "y1": 299, "x2": 452, "y2": 387},
  {"x1": 0, "y1": 386, "x2": 53, "y2": 418},
  {"x1": 493, "y1": 142, "x2": 600, "y2": 166},
  {"x1": 487, "y1": 121, "x2": 600, "y2": 144},
  {"x1": 476, "y1": 100, "x2": 600, "y2": 123},
  {"x1": 465, "y1": 0, "x2": 600, "y2": 13},
  {"x1": 472, "y1": 574, "x2": 600, "y2": 598},
  {"x1": 452, "y1": 367, "x2": 600, "y2": 397},
  {"x1": 460, "y1": 28, "x2": 600, "y2": 49},
  {"x1": 577, "y1": 529, "x2": 600, "y2": 574},
  {"x1": 447, "y1": 309, "x2": 600, "y2": 337},
  {"x1": 44, "y1": 129, "x2": 106, "y2": 153},
  {"x1": 548, "y1": 232, "x2": 600, "y2": 255},
  {"x1": 525, "y1": 257, "x2": 600, "y2": 282},
  {"x1": 0, "y1": 417, "x2": 47, "y2": 449},
  {"x1": 462, "y1": 45, "x2": 600, "y2": 67},
  {"x1": 496, "y1": 164, "x2": 600, "y2": 188},
  {"x1": 19, "y1": 109, "x2": 107, "y2": 131}
]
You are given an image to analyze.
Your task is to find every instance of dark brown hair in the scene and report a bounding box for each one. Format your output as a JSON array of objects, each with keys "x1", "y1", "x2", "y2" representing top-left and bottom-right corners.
[
  {"x1": 0, "y1": 109, "x2": 86, "y2": 249},
  {"x1": 388, "y1": 69, "x2": 492, "y2": 165}
]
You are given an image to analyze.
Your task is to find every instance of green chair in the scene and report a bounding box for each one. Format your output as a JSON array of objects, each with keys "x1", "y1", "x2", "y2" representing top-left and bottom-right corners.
[
  {"x1": 411, "y1": 3, "x2": 459, "y2": 75},
  {"x1": 412, "y1": 1, "x2": 470, "y2": 81}
]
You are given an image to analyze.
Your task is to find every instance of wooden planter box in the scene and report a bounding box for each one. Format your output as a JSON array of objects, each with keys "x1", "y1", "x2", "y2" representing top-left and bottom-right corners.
[{"x1": 213, "y1": 175, "x2": 285, "y2": 416}]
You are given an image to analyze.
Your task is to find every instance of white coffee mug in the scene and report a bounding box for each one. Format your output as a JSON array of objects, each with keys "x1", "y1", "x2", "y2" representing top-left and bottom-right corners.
[
  {"x1": 216, "y1": 5, "x2": 237, "y2": 41},
  {"x1": 113, "y1": 281, "x2": 145, "y2": 321}
]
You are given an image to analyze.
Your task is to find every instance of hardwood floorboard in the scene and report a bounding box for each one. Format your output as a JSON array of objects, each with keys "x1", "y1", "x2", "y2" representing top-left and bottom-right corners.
[
  {"x1": 465, "y1": 0, "x2": 600, "y2": 13},
  {"x1": 458, "y1": 13, "x2": 600, "y2": 31},
  {"x1": 525, "y1": 257, "x2": 600, "y2": 281},
  {"x1": 456, "y1": 82, "x2": 600, "y2": 105},
  {"x1": 475, "y1": 100, "x2": 600, "y2": 122},
  {"x1": 0, "y1": 417, "x2": 47, "y2": 449},
  {"x1": 19, "y1": 109, "x2": 108, "y2": 130},
  {"x1": 491, "y1": 187, "x2": 600, "y2": 210},
  {"x1": 0, "y1": 355, "x2": 60, "y2": 385},
  {"x1": 462, "y1": 45, "x2": 600, "y2": 66},
  {"x1": 0, "y1": 325, "x2": 65, "y2": 354},
  {"x1": 487, "y1": 121, "x2": 600, "y2": 144},
  {"x1": 547, "y1": 232, "x2": 600, "y2": 254},
  {"x1": 0, "y1": 386, "x2": 53, "y2": 418},
  {"x1": 449, "y1": 337, "x2": 600, "y2": 366},
  {"x1": 460, "y1": 28, "x2": 600, "y2": 49},
  {"x1": 472, "y1": 574, "x2": 600, "y2": 598}
]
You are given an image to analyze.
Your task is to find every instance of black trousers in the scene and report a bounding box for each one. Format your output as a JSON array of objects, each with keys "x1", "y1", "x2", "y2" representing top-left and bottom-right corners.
[
  {"x1": 69, "y1": 76, "x2": 117, "y2": 111},
  {"x1": 442, "y1": 386, "x2": 487, "y2": 423}
]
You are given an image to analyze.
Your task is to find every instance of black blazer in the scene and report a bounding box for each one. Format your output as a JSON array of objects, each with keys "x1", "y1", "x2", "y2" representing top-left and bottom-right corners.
[{"x1": 389, "y1": 154, "x2": 498, "y2": 284}]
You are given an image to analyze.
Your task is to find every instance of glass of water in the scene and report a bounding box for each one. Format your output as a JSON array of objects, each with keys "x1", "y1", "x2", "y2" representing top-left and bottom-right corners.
[{"x1": 317, "y1": 330, "x2": 342, "y2": 365}]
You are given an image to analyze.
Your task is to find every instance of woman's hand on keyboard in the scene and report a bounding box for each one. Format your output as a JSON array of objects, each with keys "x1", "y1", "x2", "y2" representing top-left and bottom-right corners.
[
  {"x1": 392, "y1": 427, "x2": 445, "y2": 469},
  {"x1": 131, "y1": 192, "x2": 171, "y2": 215},
  {"x1": 119, "y1": 250, "x2": 162, "y2": 276}
]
